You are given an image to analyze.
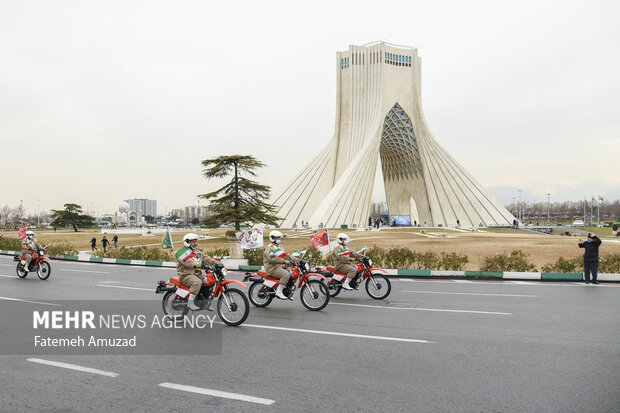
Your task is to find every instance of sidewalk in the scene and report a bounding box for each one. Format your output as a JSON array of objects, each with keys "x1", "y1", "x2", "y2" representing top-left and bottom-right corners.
[{"x1": 2, "y1": 249, "x2": 619, "y2": 282}]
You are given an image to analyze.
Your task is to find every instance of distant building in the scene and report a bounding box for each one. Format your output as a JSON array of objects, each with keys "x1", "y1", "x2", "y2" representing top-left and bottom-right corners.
[
  {"x1": 184, "y1": 205, "x2": 209, "y2": 224},
  {"x1": 370, "y1": 202, "x2": 388, "y2": 219},
  {"x1": 170, "y1": 208, "x2": 184, "y2": 219},
  {"x1": 124, "y1": 198, "x2": 157, "y2": 219}
]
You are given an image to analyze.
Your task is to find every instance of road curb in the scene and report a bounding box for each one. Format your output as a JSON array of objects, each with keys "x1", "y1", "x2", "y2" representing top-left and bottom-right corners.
[
  {"x1": 1, "y1": 250, "x2": 619, "y2": 281},
  {"x1": 0, "y1": 250, "x2": 177, "y2": 268}
]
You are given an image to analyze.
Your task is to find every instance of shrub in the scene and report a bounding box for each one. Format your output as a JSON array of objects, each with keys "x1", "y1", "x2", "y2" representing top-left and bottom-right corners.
[
  {"x1": 243, "y1": 248, "x2": 263, "y2": 266},
  {"x1": 204, "y1": 248, "x2": 230, "y2": 257},
  {"x1": 600, "y1": 253, "x2": 620, "y2": 273},
  {"x1": 394, "y1": 247, "x2": 419, "y2": 269},
  {"x1": 368, "y1": 247, "x2": 467, "y2": 270},
  {"x1": 0, "y1": 236, "x2": 21, "y2": 250},
  {"x1": 366, "y1": 246, "x2": 387, "y2": 267},
  {"x1": 541, "y1": 257, "x2": 582, "y2": 273},
  {"x1": 46, "y1": 240, "x2": 78, "y2": 256},
  {"x1": 94, "y1": 246, "x2": 173, "y2": 261},
  {"x1": 439, "y1": 252, "x2": 469, "y2": 270},
  {"x1": 481, "y1": 250, "x2": 537, "y2": 272}
]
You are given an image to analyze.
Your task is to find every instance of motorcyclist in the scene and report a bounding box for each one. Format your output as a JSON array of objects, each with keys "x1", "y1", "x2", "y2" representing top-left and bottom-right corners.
[
  {"x1": 331, "y1": 233, "x2": 363, "y2": 290},
  {"x1": 176, "y1": 233, "x2": 216, "y2": 310},
  {"x1": 263, "y1": 230, "x2": 295, "y2": 300},
  {"x1": 19, "y1": 230, "x2": 44, "y2": 272}
]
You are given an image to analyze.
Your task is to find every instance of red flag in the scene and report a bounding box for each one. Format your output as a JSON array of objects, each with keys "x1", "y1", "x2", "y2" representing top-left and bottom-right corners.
[
  {"x1": 18, "y1": 227, "x2": 26, "y2": 239},
  {"x1": 310, "y1": 230, "x2": 329, "y2": 250}
]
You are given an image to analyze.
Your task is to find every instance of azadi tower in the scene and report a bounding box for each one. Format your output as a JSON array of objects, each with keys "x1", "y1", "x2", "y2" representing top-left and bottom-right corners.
[{"x1": 273, "y1": 42, "x2": 514, "y2": 228}]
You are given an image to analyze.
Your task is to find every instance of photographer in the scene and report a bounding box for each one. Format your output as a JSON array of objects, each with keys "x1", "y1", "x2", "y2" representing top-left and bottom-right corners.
[{"x1": 578, "y1": 232, "x2": 602, "y2": 284}]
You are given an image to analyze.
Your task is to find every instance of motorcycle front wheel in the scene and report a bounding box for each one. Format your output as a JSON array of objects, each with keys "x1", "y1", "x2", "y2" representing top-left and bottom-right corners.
[
  {"x1": 217, "y1": 288, "x2": 249, "y2": 326},
  {"x1": 162, "y1": 291, "x2": 188, "y2": 318},
  {"x1": 248, "y1": 282, "x2": 273, "y2": 307},
  {"x1": 16, "y1": 264, "x2": 28, "y2": 278},
  {"x1": 300, "y1": 280, "x2": 329, "y2": 311},
  {"x1": 325, "y1": 278, "x2": 342, "y2": 297},
  {"x1": 365, "y1": 273, "x2": 391, "y2": 300},
  {"x1": 37, "y1": 261, "x2": 51, "y2": 280}
]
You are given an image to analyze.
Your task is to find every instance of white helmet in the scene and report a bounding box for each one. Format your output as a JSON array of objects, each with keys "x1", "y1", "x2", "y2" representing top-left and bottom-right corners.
[
  {"x1": 269, "y1": 230, "x2": 283, "y2": 244},
  {"x1": 183, "y1": 233, "x2": 199, "y2": 248},
  {"x1": 337, "y1": 233, "x2": 350, "y2": 245},
  {"x1": 26, "y1": 230, "x2": 35, "y2": 239}
]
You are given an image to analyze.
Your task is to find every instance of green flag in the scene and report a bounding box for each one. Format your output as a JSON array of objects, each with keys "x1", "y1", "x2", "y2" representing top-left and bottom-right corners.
[{"x1": 161, "y1": 227, "x2": 173, "y2": 249}]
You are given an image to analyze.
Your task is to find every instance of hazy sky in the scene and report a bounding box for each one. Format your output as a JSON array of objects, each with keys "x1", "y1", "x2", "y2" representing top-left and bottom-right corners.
[{"x1": 2, "y1": 0, "x2": 619, "y2": 216}]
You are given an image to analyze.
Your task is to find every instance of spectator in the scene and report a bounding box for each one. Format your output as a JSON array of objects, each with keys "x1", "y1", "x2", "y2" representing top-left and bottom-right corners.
[
  {"x1": 90, "y1": 237, "x2": 97, "y2": 251},
  {"x1": 113, "y1": 234, "x2": 118, "y2": 249},
  {"x1": 101, "y1": 235, "x2": 110, "y2": 252},
  {"x1": 578, "y1": 232, "x2": 602, "y2": 284}
]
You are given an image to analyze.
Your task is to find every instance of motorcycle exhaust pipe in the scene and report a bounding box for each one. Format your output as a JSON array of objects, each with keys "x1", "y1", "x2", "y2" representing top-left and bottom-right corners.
[{"x1": 247, "y1": 276, "x2": 263, "y2": 283}]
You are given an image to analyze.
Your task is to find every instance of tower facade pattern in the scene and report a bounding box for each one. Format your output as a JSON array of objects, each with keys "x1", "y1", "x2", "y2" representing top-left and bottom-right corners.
[{"x1": 273, "y1": 42, "x2": 514, "y2": 228}]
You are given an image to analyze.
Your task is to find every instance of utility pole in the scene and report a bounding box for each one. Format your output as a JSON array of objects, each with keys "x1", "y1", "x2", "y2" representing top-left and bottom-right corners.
[
  {"x1": 547, "y1": 193, "x2": 551, "y2": 226},
  {"x1": 37, "y1": 199, "x2": 40, "y2": 228},
  {"x1": 517, "y1": 190, "x2": 523, "y2": 222}
]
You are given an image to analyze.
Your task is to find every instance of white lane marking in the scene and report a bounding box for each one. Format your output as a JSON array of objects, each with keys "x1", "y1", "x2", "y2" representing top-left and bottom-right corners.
[
  {"x1": 0, "y1": 296, "x2": 61, "y2": 306},
  {"x1": 96, "y1": 284, "x2": 152, "y2": 291},
  {"x1": 402, "y1": 290, "x2": 537, "y2": 298},
  {"x1": 61, "y1": 269, "x2": 111, "y2": 274},
  {"x1": 243, "y1": 323, "x2": 431, "y2": 343},
  {"x1": 330, "y1": 302, "x2": 511, "y2": 315},
  {"x1": 27, "y1": 358, "x2": 119, "y2": 377},
  {"x1": 0, "y1": 274, "x2": 17, "y2": 278},
  {"x1": 0, "y1": 263, "x2": 12, "y2": 266},
  {"x1": 158, "y1": 382, "x2": 275, "y2": 406}
]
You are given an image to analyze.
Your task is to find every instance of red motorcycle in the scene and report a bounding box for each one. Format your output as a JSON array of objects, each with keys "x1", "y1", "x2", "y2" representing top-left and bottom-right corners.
[
  {"x1": 156, "y1": 262, "x2": 249, "y2": 327},
  {"x1": 243, "y1": 252, "x2": 330, "y2": 311},
  {"x1": 16, "y1": 245, "x2": 51, "y2": 280},
  {"x1": 323, "y1": 256, "x2": 391, "y2": 300}
]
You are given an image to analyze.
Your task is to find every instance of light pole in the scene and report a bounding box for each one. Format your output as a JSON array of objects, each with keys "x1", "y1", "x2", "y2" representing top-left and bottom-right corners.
[
  {"x1": 37, "y1": 199, "x2": 40, "y2": 228},
  {"x1": 517, "y1": 190, "x2": 523, "y2": 222},
  {"x1": 547, "y1": 193, "x2": 551, "y2": 226},
  {"x1": 597, "y1": 196, "x2": 603, "y2": 226}
]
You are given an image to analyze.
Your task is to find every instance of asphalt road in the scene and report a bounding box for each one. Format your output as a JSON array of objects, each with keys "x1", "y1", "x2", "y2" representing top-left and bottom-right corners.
[{"x1": 1, "y1": 254, "x2": 619, "y2": 412}]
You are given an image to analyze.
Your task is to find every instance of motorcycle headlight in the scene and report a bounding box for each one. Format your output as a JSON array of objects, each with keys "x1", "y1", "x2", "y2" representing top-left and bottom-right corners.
[
  {"x1": 368, "y1": 259, "x2": 373, "y2": 266},
  {"x1": 221, "y1": 268, "x2": 228, "y2": 277},
  {"x1": 304, "y1": 262, "x2": 310, "y2": 272}
]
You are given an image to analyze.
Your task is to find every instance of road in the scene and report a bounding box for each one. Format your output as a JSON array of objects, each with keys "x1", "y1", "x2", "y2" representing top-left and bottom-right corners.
[{"x1": 1, "y1": 254, "x2": 619, "y2": 412}]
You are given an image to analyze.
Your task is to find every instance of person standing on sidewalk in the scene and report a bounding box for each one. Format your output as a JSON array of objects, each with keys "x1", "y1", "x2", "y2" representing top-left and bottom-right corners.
[
  {"x1": 90, "y1": 237, "x2": 97, "y2": 251},
  {"x1": 113, "y1": 234, "x2": 118, "y2": 249},
  {"x1": 578, "y1": 232, "x2": 602, "y2": 284}
]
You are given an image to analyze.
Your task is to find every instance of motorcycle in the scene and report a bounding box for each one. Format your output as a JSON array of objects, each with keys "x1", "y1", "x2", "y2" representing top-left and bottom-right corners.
[
  {"x1": 243, "y1": 250, "x2": 330, "y2": 311},
  {"x1": 15, "y1": 245, "x2": 52, "y2": 280},
  {"x1": 156, "y1": 262, "x2": 250, "y2": 327},
  {"x1": 322, "y1": 253, "x2": 391, "y2": 300}
]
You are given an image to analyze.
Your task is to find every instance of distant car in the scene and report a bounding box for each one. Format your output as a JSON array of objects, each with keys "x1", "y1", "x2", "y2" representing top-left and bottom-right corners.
[{"x1": 571, "y1": 220, "x2": 585, "y2": 227}]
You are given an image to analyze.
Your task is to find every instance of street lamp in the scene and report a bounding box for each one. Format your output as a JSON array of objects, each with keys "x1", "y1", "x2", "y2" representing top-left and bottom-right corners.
[
  {"x1": 517, "y1": 190, "x2": 523, "y2": 222},
  {"x1": 547, "y1": 193, "x2": 551, "y2": 226}
]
